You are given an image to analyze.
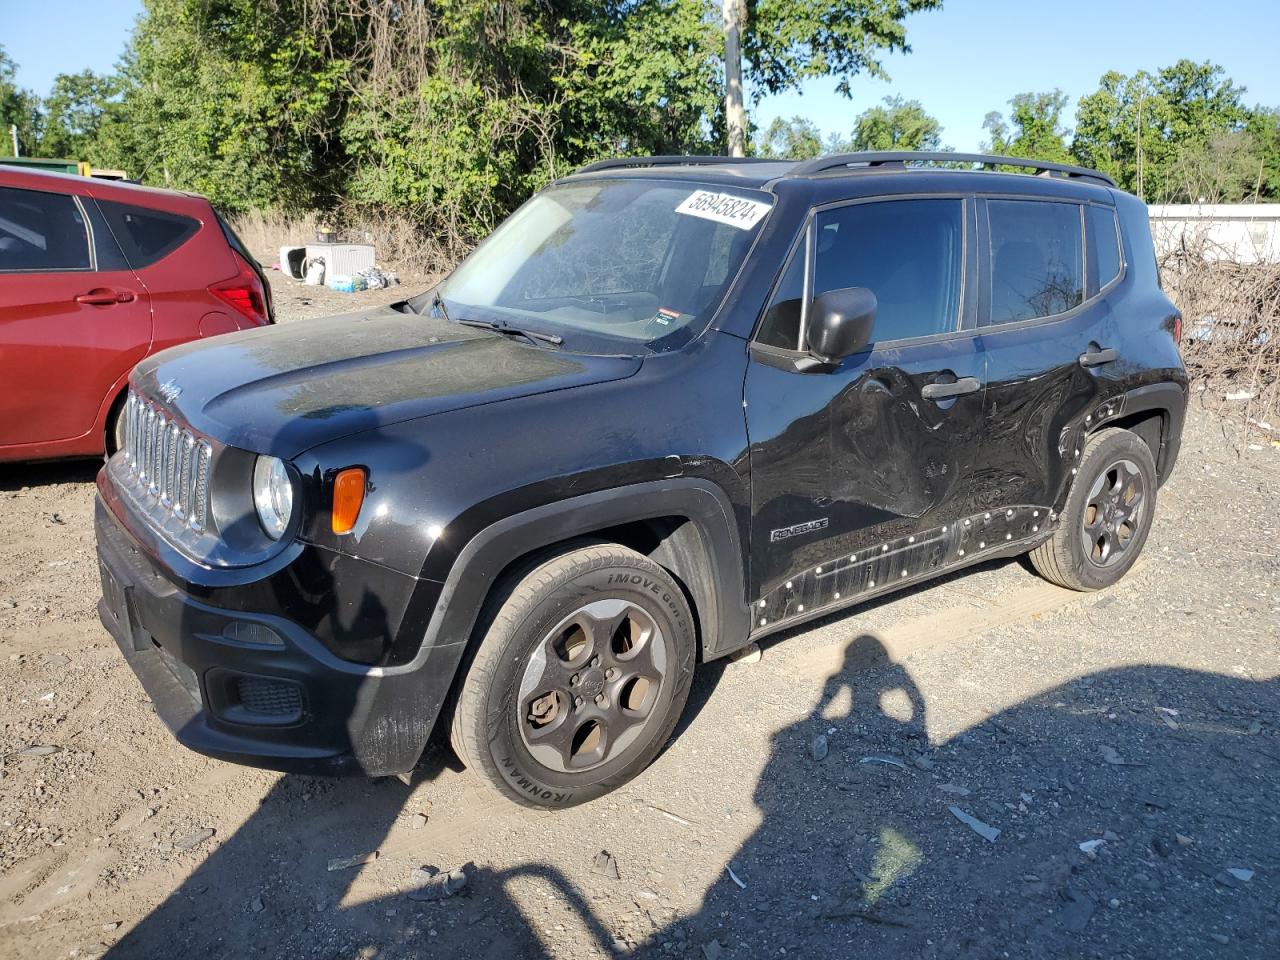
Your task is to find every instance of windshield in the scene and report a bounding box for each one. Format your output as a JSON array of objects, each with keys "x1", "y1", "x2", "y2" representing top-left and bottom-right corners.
[{"x1": 421, "y1": 178, "x2": 773, "y2": 352}]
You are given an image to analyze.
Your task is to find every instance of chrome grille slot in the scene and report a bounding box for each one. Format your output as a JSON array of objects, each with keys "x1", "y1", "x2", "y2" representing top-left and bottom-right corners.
[{"x1": 121, "y1": 388, "x2": 213, "y2": 533}]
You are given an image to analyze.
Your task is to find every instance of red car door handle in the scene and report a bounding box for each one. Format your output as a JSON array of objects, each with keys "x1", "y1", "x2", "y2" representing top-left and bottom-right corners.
[{"x1": 75, "y1": 289, "x2": 136, "y2": 305}]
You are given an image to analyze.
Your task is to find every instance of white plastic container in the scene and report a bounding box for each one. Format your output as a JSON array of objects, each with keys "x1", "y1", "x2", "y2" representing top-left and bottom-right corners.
[
  {"x1": 305, "y1": 242, "x2": 375, "y2": 277},
  {"x1": 279, "y1": 245, "x2": 307, "y2": 279}
]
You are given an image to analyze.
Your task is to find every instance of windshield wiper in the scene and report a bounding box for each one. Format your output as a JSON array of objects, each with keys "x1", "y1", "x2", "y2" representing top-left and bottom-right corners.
[{"x1": 456, "y1": 317, "x2": 563, "y2": 346}]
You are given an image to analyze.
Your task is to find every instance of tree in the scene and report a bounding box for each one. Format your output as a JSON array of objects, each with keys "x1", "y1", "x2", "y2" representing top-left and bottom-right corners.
[
  {"x1": 1165, "y1": 130, "x2": 1265, "y2": 203},
  {"x1": 0, "y1": 46, "x2": 43, "y2": 157},
  {"x1": 1072, "y1": 60, "x2": 1249, "y2": 200},
  {"x1": 39, "y1": 71, "x2": 114, "y2": 161},
  {"x1": 1245, "y1": 107, "x2": 1280, "y2": 200},
  {"x1": 743, "y1": 0, "x2": 943, "y2": 99},
  {"x1": 847, "y1": 95, "x2": 943, "y2": 151},
  {"x1": 982, "y1": 90, "x2": 1071, "y2": 163},
  {"x1": 755, "y1": 115, "x2": 824, "y2": 158}
]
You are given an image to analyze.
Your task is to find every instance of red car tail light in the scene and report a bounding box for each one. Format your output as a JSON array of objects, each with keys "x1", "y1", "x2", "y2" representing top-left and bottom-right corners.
[{"x1": 209, "y1": 253, "x2": 269, "y2": 326}]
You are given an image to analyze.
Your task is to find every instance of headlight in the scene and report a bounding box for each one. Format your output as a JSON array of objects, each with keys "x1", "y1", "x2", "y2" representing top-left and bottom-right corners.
[{"x1": 252, "y1": 456, "x2": 294, "y2": 540}]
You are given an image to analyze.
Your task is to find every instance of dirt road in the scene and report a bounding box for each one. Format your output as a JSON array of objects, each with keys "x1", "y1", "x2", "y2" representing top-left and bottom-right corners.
[{"x1": 1, "y1": 282, "x2": 1277, "y2": 959}]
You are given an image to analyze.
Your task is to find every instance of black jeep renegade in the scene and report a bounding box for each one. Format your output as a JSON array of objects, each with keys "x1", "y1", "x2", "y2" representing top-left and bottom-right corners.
[{"x1": 95, "y1": 151, "x2": 1187, "y2": 808}]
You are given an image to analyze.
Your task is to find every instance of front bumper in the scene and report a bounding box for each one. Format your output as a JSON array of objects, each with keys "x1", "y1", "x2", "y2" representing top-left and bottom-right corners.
[{"x1": 95, "y1": 494, "x2": 464, "y2": 776}]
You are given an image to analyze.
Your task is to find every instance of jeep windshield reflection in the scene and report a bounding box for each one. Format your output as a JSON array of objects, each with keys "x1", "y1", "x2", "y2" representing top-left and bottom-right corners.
[{"x1": 410, "y1": 178, "x2": 773, "y2": 352}]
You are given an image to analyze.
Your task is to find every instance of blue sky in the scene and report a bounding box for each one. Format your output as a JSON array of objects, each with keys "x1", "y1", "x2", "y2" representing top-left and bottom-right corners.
[{"x1": 4, "y1": 0, "x2": 1279, "y2": 153}]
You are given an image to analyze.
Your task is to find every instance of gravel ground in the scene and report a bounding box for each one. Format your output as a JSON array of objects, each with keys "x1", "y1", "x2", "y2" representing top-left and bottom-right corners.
[{"x1": 0, "y1": 289, "x2": 1277, "y2": 959}]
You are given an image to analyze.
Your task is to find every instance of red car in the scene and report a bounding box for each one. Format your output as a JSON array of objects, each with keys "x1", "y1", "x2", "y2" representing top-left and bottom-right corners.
[{"x1": 0, "y1": 167, "x2": 273, "y2": 462}]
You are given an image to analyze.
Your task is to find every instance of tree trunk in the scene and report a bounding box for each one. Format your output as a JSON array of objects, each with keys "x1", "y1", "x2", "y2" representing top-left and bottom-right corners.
[{"x1": 723, "y1": 0, "x2": 747, "y2": 158}]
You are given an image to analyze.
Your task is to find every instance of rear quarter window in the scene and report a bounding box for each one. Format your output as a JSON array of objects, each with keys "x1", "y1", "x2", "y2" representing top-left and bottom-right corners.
[
  {"x1": 986, "y1": 199, "x2": 1084, "y2": 325},
  {"x1": 96, "y1": 199, "x2": 200, "y2": 268},
  {"x1": 1086, "y1": 204, "x2": 1122, "y2": 296},
  {"x1": 0, "y1": 186, "x2": 91, "y2": 272}
]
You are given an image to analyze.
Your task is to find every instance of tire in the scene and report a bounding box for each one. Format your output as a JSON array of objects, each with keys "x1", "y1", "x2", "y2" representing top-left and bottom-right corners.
[
  {"x1": 1029, "y1": 427, "x2": 1158, "y2": 591},
  {"x1": 450, "y1": 542, "x2": 697, "y2": 809},
  {"x1": 107, "y1": 396, "x2": 128, "y2": 456}
]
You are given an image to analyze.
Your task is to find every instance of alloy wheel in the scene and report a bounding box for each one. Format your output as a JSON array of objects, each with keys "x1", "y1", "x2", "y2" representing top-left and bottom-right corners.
[
  {"x1": 1081, "y1": 457, "x2": 1146, "y2": 567},
  {"x1": 517, "y1": 598, "x2": 669, "y2": 773}
]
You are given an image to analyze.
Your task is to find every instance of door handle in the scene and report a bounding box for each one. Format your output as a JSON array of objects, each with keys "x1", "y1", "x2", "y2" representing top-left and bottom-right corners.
[
  {"x1": 1078, "y1": 346, "x2": 1118, "y2": 368},
  {"x1": 75, "y1": 289, "x2": 135, "y2": 305},
  {"x1": 921, "y1": 376, "x2": 981, "y2": 400}
]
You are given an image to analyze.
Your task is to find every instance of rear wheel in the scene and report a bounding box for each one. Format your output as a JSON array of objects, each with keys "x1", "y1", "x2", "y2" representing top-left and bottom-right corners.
[
  {"x1": 450, "y1": 543, "x2": 696, "y2": 808},
  {"x1": 107, "y1": 396, "x2": 128, "y2": 456},
  {"x1": 1029, "y1": 427, "x2": 1157, "y2": 591}
]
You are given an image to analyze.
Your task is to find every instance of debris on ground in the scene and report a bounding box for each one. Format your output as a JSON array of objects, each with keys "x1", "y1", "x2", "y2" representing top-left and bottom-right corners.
[
  {"x1": 1099, "y1": 745, "x2": 1146, "y2": 766},
  {"x1": 948, "y1": 805, "x2": 1000, "y2": 843},
  {"x1": 250, "y1": 896, "x2": 264, "y2": 913},
  {"x1": 701, "y1": 939, "x2": 723, "y2": 960},
  {"x1": 592, "y1": 850, "x2": 621, "y2": 880},
  {"x1": 1078, "y1": 839, "x2": 1106, "y2": 858},
  {"x1": 327, "y1": 851, "x2": 378, "y2": 872},
  {"x1": 1061, "y1": 889, "x2": 1096, "y2": 932},
  {"x1": 174, "y1": 827, "x2": 215, "y2": 851},
  {"x1": 1176, "y1": 833, "x2": 1194, "y2": 848},
  {"x1": 809, "y1": 734, "x2": 829, "y2": 761},
  {"x1": 725, "y1": 864, "x2": 747, "y2": 889},
  {"x1": 16, "y1": 744, "x2": 60, "y2": 757},
  {"x1": 937, "y1": 783, "x2": 971, "y2": 796},
  {"x1": 860, "y1": 755, "x2": 907, "y2": 770},
  {"x1": 1226, "y1": 867, "x2": 1255, "y2": 882},
  {"x1": 645, "y1": 804, "x2": 696, "y2": 827},
  {"x1": 410, "y1": 813, "x2": 427, "y2": 830},
  {"x1": 407, "y1": 865, "x2": 469, "y2": 902}
]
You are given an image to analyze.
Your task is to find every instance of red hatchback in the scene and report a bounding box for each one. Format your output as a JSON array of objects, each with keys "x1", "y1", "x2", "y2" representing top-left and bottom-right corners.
[{"x1": 0, "y1": 168, "x2": 273, "y2": 462}]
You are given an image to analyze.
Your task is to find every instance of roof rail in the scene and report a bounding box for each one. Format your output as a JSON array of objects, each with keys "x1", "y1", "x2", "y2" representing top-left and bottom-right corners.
[
  {"x1": 573, "y1": 155, "x2": 782, "y2": 175},
  {"x1": 784, "y1": 151, "x2": 1116, "y2": 187}
]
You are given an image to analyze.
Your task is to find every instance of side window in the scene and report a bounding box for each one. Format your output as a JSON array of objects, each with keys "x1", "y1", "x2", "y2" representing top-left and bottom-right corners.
[
  {"x1": 0, "y1": 186, "x2": 91, "y2": 272},
  {"x1": 1086, "y1": 205, "x2": 1122, "y2": 296},
  {"x1": 756, "y1": 236, "x2": 807, "y2": 349},
  {"x1": 987, "y1": 199, "x2": 1083, "y2": 325},
  {"x1": 812, "y1": 198, "x2": 964, "y2": 343},
  {"x1": 97, "y1": 199, "x2": 199, "y2": 268}
]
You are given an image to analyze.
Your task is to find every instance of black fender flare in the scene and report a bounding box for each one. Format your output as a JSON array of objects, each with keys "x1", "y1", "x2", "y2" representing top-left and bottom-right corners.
[
  {"x1": 422, "y1": 477, "x2": 749, "y2": 659},
  {"x1": 1110, "y1": 381, "x2": 1187, "y2": 484},
  {"x1": 366, "y1": 478, "x2": 751, "y2": 774}
]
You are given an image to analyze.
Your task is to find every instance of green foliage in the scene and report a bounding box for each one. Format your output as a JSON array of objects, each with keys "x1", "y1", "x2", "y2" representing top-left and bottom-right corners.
[
  {"x1": 39, "y1": 71, "x2": 116, "y2": 161},
  {"x1": 983, "y1": 90, "x2": 1072, "y2": 164},
  {"x1": 1245, "y1": 108, "x2": 1280, "y2": 199},
  {"x1": 0, "y1": 46, "x2": 43, "y2": 157},
  {"x1": 846, "y1": 95, "x2": 943, "y2": 151},
  {"x1": 744, "y1": 0, "x2": 943, "y2": 98},
  {"x1": 1072, "y1": 60, "x2": 1250, "y2": 201},
  {"x1": 756, "y1": 116, "x2": 824, "y2": 159}
]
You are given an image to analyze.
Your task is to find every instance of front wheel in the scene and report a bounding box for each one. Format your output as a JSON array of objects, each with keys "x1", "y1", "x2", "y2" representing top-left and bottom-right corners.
[
  {"x1": 450, "y1": 543, "x2": 696, "y2": 808},
  {"x1": 1029, "y1": 427, "x2": 1158, "y2": 591}
]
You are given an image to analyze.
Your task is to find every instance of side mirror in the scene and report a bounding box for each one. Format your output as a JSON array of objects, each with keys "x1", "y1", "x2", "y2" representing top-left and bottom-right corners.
[{"x1": 806, "y1": 287, "x2": 876, "y2": 363}]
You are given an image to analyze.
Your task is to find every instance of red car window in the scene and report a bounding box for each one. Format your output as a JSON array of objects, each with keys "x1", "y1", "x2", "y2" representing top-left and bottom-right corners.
[
  {"x1": 97, "y1": 199, "x2": 200, "y2": 268},
  {"x1": 0, "y1": 186, "x2": 92, "y2": 272}
]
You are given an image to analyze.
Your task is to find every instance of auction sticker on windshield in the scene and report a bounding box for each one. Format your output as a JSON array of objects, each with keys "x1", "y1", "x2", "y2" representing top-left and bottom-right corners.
[{"x1": 675, "y1": 191, "x2": 771, "y2": 230}]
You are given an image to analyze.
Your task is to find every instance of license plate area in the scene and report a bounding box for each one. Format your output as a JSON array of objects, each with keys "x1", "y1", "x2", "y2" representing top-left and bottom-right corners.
[{"x1": 98, "y1": 559, "x2": 142, "y2": 649}]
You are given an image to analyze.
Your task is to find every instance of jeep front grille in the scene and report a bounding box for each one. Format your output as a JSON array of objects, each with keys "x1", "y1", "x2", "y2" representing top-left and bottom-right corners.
[{"x1": 123, "y1": 389, "x2": 212, "y2": 532}]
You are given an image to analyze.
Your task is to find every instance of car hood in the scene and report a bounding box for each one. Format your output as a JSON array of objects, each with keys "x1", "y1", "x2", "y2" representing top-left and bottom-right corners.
[{"x1": 132, "y1": 306, "x2": 642, "y2": 457}]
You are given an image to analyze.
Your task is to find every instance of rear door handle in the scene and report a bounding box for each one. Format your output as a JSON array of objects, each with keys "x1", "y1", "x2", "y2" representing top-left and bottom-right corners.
[
  {"x1": 75, "y1": 289, "x2": 136, "y2": 305},
  {"x1": 921, "y1": 376, "x2": 981, "y2": 400},
  {"x1": 1078, "y1": 347, "x2": 1118, "y2": 368}
]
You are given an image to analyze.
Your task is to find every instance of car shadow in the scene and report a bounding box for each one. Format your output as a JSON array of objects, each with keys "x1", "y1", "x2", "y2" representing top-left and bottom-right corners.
[
  {"x1": 0, "y1": 457, "x2": 101, "y2": 490},
  {"x1": 104, "y1": 619, "x2": 1280, "y2": 959}
]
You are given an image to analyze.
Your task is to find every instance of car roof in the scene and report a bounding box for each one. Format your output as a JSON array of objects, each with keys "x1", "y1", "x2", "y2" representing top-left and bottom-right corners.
[
  {"x1": 0, "y1": 165, "x2": 211, "y2": 208},
  {"x1": 564, "y1": 152, "x2": 1123, "y2": 201}
]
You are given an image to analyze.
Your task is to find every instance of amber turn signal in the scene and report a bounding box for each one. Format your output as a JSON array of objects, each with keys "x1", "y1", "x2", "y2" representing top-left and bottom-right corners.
[{"x1": 331, "y1": 467, "x2": 366, "y2": 534}]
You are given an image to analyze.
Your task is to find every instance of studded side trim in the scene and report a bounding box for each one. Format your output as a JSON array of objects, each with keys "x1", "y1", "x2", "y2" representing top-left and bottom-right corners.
[{"x1": 751, "y1": 504, "x2": 1055, "y2": 631}]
